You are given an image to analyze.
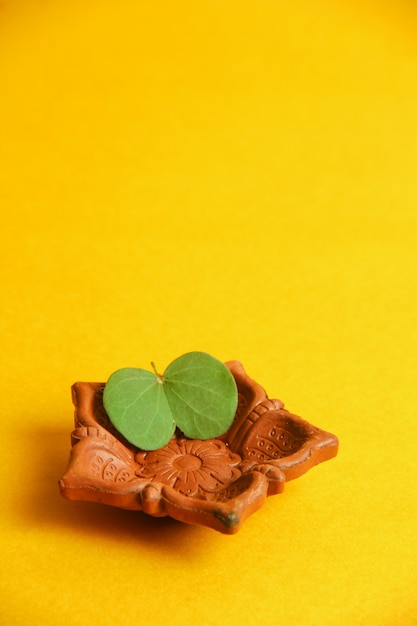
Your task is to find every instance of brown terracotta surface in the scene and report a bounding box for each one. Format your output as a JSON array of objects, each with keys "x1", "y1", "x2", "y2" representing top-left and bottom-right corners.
[{"x1": 59, "y1": 361, "x2": 339, "y2": 533}]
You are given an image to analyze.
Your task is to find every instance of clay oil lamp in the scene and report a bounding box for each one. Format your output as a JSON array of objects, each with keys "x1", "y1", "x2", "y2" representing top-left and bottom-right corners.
[{"x1": 60, "y1": 360, "x2": 338, "y2": 533}]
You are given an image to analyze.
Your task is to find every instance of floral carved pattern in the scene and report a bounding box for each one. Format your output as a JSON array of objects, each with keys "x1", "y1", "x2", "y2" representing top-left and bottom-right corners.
[
  {"x1": 59, "y1": 360, "x2": 339, "y2": 533},
  {"x1": 135, "y1": 438, "x2": 241, "y2": 497}
]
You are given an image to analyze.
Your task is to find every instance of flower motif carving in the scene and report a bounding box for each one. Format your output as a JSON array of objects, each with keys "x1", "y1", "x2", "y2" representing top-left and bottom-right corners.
[{"x1": 135, "y1": 438, "x2": 241, "y2": 497}]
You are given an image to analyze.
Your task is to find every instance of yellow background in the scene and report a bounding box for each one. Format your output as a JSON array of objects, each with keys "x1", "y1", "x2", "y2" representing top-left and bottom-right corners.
[{"x1": 1, "y1": 1, "x2": 416, "y2": 624}]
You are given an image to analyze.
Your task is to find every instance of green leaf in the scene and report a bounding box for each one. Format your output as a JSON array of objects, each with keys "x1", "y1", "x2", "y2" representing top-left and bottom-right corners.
[
  {"x1": 163, "y1": 352, "x2": 238, "y2": 440},
  {"x1": 102, "y1": 352, "x2": 238, "y2": 450},
  {"x1": 102, "y1": 367, "x2": 175, "y2": 450}
]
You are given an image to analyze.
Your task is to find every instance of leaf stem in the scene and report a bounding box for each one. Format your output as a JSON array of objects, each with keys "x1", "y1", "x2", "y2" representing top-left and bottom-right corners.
[{"x1": 151, "y1": 361, "x2": 164, "y2": 382}]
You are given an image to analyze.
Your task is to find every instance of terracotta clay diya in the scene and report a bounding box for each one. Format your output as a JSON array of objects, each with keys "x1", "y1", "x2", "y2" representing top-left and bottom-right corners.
[{"x1": 59, "y1": 361, "x2": 338, "y2": 534}]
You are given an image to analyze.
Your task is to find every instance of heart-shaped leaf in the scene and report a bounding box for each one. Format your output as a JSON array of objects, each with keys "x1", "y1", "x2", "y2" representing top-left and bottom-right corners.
[
  {"x1": 102, "y1": 367, "x2": 175, "y2": 450},
  {"x1": 103, "y1": 352, "x2": 238, "y2": 450}
]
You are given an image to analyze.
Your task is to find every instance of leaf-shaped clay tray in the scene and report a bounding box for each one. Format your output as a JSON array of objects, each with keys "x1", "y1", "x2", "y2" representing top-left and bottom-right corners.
[{"x1": 59, "y1": 361, "x2": 338, "y2": 534}]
